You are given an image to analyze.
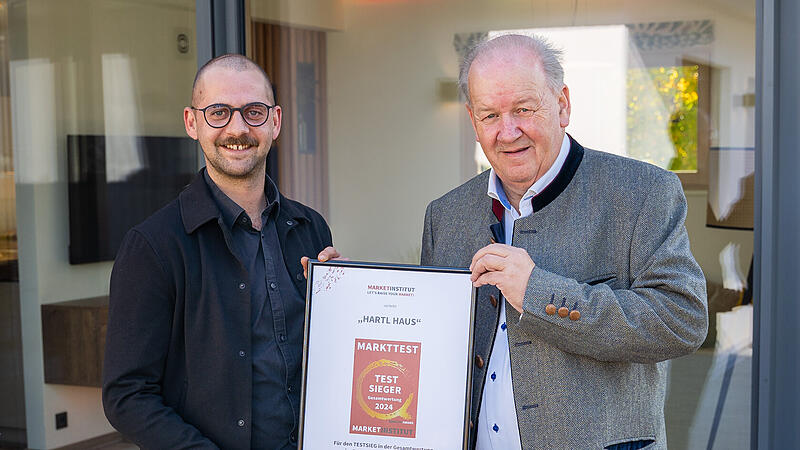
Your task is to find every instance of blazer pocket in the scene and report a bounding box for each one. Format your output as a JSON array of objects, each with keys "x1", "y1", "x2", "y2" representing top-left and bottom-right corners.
[{"x1": 582, "y1": 273, "x2": 618, "y2": 286}]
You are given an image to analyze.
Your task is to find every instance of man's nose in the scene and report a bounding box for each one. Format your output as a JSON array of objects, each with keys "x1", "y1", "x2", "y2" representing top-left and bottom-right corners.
[
  {"x1": 497, "y1": 116, "x2": 523, "y2": 143},
  {"x1": 225, "y1": 109, "x2": 250, "y2": 134}
]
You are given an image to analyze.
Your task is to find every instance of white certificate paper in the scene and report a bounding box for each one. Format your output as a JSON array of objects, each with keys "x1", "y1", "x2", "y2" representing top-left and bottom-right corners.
[{"x1": 299, "y1": 261, "x2": 476, "y2": 450}]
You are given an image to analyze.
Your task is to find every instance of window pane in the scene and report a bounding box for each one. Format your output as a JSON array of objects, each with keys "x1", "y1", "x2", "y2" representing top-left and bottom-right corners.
[
  {"x1": 249, "y1": 1, "x2": 756, "y2": 448},
  {"x1": 627, "y1": 65, "x2": 699, "y2": 172}
]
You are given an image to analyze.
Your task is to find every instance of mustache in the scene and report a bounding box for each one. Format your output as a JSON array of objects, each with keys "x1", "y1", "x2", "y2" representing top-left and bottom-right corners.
[{"x1": 216, "y1": 136, "x2": 259, "y2": 147}]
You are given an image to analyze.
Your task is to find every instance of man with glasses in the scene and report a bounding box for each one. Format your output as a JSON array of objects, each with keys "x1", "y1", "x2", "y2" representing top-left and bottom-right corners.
[{"x1": 103, "y1": 53, "x2": 337, "y2": 449}]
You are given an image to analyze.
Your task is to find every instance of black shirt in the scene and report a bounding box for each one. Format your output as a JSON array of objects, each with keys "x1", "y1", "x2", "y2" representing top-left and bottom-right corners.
[{"x1": 204, "y1": 172, "x2": 305, "y2": 449}]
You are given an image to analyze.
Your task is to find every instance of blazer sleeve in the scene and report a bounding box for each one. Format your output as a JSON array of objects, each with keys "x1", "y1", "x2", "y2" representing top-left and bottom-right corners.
[
  {"x1": 420, "y1": 202, "x2": 435, "y2": 266},
  {"x1": 518, "y1": 173, "x2": 708, "y2": 363},
  {"x1": 102, "y1": 230, "x2": 218, "y2": 450}
]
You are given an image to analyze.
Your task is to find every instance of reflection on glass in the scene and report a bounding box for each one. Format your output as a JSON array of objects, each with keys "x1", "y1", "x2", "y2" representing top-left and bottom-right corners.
[
  {"x1": 627, "y1": 65, "x2": 699, "y2": 172},
  {"x1": 102, "y1": 53, "x2": 145, "y2": 183},
  {"x1": 0, "y1": 0, "x2": 24, "y2": 447},
  {"x1": 2, "y1": 0, "x2": 197, "y2": 446}
]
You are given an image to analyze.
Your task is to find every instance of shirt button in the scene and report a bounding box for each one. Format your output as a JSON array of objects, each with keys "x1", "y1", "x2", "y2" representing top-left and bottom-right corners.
[
  {"x1": 238, "y1": 282, "x2": 246, "y2": 290},
  {"x1": 237, "y1": 419, "x2": 245, "y2": 427},
  {"x1": 286, "y1": 220, "x2": 294, "y2": 226},
  {"x1": 239, "y1": 350, "x2": 246, "y2": 357},
  {"x1": 279, "y1": 334, "x2": 286, "y2": 342},
  {"x1": 493, "y1": 423, "x2": 499, "y2": 432},
  {"x1": 269, "y1": 281, "x2": 277, "y2": 290},
  {"x1": 240, "y1": 217, "x2": 248, "y2": 225},
  {"x1": 491, "y1": 372, "x2": 496, "y2": 381},
  {"x1": 501, "y1": 322, "x2": 507, "y2": 331}
]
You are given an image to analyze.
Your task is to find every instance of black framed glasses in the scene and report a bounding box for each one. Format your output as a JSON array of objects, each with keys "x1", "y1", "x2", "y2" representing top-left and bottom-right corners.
[{"x1": 191, "y1": 102, "x2": 274, "y2": 128}]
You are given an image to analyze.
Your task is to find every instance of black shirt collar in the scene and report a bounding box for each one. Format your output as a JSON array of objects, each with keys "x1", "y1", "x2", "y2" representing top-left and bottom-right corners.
[{"x1": 202, "y1": 169, "x2": 280, "y2": 230}]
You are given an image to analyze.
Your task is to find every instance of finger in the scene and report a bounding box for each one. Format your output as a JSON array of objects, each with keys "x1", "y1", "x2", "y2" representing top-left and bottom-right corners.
[
  {"x1": 318, "y1": 246, "x2": 340, "y2": 262},
  {"x1": 301, "y1": 256, "x2": 310, "y2": 278},
  {"x1": 470, "y1": 244, "x2": 513, "y2": 271},
  {"x1": 470, "y1": 254, "x2": 508, "y2": 281},
  {"x1": 472, "y1": 270, "x2": 503, "y2": 289}
]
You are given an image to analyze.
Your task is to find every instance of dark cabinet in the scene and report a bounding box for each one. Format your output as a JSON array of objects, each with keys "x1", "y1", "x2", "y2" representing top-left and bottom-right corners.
[{"x1": 41, "y1": 297, "x2": 108, "y2": 387}]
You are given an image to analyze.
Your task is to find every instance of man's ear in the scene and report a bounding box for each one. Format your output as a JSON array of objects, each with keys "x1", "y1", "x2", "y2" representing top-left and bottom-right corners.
[
  {"x1": 558, "y1": 85, "x2": 571, "y2": 128},
  {"x1": 271, "y1": 105, "x2": 283, "y2": 140},
  {"x1": 184, "y1": 107, "x2": 198, "y2": 140}
]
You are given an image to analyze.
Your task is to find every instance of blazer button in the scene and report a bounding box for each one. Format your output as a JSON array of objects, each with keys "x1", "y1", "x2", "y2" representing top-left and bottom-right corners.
[
  {"x1": 475, "y1": 354, "x2": 484, "y2": 369},
  {"x1": 296, "y1": 272, "x2": 304, "y2": 281},
  {"x1": 558, "y1": 306, "x2": 569, "y2": 318},
  {"x1": 237, "y1": 419, "x2": 245, "y2": 427},
  {"x1": 238, "y1": 282, "x2": 246, "y2": 290},
  {"x1": 545, "y1": 304, "x2": 557, "y2": 315},
  {"x1": 490, "y1": 295, "x2": 498, "y2": 308},
  {"x1": 286, "y1": 220, "x2": 294, "y2": 226},
  {"x1": 569, "y1": 310, "x2": 581, "y2": 321}
]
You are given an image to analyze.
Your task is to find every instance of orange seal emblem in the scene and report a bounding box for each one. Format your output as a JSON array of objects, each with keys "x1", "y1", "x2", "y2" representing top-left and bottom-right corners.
[{"x1": 349, "y1": 339, "x2": 421, "y2": 438}]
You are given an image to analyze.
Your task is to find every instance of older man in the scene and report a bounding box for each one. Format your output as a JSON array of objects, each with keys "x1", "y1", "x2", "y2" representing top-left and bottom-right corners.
[
  {"x1": 421, "y1": 35, "x2": 707, "y2": 449},
  {"x1": 103, "y1": 54, "x2": 336, "y2": 449}
]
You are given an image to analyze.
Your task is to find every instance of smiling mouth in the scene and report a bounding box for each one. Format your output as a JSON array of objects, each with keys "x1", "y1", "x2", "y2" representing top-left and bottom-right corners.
[
  {"x1": 503, "y1": 146, "x2": 530, "y2": 154},
  {"x1": 221, "y1": 144, "x2": 252, "y2": 150}
]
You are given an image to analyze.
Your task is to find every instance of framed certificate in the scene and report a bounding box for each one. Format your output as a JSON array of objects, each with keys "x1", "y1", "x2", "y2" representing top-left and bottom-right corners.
[{"x1": 299, "y1": 261, "x2": 476, "y2": 450}]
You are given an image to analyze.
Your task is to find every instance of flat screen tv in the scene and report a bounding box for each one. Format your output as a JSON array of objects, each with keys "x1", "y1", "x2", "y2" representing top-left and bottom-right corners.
[{"x1": 67, "y1": 135, "x2": 198, "y2": 264}]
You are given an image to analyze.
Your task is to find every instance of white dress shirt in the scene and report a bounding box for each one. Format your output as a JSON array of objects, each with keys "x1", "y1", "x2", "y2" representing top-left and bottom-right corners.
[{"x1": 476, "y1": 133, "x2": 570, "y2": 450}]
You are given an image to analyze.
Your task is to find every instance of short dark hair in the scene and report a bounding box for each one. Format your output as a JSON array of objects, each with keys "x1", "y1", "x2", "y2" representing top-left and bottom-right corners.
[{"x1": 191, "y1": 53, "x2": 275, "y2": 106}]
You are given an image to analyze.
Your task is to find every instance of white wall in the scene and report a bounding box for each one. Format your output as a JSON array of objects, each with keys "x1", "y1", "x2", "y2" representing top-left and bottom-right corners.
[
  {"x1": 10, "y1": 1, "x2": 196, "y2": 448},
  {"x1": 326, "y1": 0, "x2": 755, "y2": 280}
]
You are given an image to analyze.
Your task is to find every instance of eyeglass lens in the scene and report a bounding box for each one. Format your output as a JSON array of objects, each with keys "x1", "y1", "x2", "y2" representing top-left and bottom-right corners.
[{"x1": 204, "y1": 103, "x2": 270, "y2": 128}]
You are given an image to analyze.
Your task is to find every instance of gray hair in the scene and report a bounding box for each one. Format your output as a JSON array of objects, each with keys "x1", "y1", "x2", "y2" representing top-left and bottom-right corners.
[{"x1": 458, "y1": 34, "x2": 564, "y2": 103}]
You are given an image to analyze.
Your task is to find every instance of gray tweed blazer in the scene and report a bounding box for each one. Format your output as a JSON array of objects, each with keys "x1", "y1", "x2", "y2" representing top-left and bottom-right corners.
[{"x1": 421, "y1": 137, "x2": 707, "y2": 450}]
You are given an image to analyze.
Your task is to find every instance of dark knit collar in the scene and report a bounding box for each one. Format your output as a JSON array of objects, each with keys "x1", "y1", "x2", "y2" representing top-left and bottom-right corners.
[{"x1": 492, "y1": 134, "x2": 585, "y2": 221}]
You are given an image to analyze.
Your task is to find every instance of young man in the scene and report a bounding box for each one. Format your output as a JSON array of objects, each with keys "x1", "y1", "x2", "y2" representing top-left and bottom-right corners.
[{"x1": 103, "y1": 54, "x2": 337, "y2": 449}]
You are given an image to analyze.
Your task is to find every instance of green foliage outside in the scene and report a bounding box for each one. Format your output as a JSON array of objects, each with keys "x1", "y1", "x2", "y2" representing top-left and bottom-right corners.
[{"x1": 626, "y1": 65, "x2": 699, "y2": 172}]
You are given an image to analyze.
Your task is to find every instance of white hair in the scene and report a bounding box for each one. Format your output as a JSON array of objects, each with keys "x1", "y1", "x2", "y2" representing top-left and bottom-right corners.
[{"x1": 458, "y1": 34, "x2": 564, "y2": 103}]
